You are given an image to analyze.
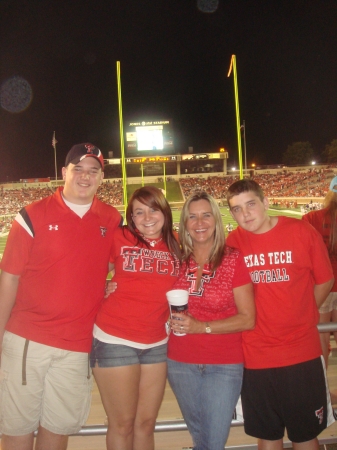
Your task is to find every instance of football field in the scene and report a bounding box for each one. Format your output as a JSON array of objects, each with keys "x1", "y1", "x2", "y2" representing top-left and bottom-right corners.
[
  {"x1": 171, "y1": 206, "x2": 301, "y2": 229},
  {"x1": 0, "y1": 235, "x2": 7, "y2": 257},
  {"x1": 0, "y1": 207, "x2": 302, "y2": 258}
]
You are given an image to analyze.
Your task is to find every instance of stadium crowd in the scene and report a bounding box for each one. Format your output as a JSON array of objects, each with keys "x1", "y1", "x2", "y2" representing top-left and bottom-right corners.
[
  {"x1": 0, "y1": 186, "x2": 54, "y2": 234},
  {"x1": 0, "y1": 167, "x2": 335, "y2": 234},
  {"x1": 0, "y1": 186, "x2": 53, "y2": 216},
  {"x1": 0, "y1": 182, "x2": 123, "y2": 217},
  {"x1": 180, "y1": 168, "x2": 335, "y2": 200},
  {"x1": 96, "y1": 180, "x2": 123, "y2": 206}
]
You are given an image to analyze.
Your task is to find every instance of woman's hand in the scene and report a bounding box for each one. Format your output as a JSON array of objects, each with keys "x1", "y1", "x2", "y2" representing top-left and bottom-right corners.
[
  {"x1": 169, "y1": 282, "x2": 255, "y2": 335},
  {"x1": 104, "y1": 281, "x2": 117, "y2": 298},
  {"x1": 170, "y1": 312, "x2": 205, "y2": 334}
]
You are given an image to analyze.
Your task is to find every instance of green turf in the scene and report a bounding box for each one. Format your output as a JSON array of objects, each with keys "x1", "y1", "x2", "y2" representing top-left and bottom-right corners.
[
  {"x1": 127, "y1": 181, "x2": 184, "y2": 202},
  {"x1": 0, "y1": 207, "x2": 302, "y2": 257},
  {"x1": 172, "y1": 206, "x2": 301, "y2": 229},
  {"x1": 0, "y1": 235, "x2": 7, "y2": 255}
]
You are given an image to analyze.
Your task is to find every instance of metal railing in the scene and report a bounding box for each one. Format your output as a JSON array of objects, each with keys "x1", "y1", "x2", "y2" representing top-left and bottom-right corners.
[
  {"x1": 71, "y1": 322, "x2": 337, "y2": 448},
  {"x1": 2, "y1": 323, "x2": 337, "y2": 449}
]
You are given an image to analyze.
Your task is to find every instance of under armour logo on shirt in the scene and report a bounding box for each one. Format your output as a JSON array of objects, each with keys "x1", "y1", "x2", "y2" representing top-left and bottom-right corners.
[{"x1": 49, "y1": 225, "x2": 59, "y2": 231}]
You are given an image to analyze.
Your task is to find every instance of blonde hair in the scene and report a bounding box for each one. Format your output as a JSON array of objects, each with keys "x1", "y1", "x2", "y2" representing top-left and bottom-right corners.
[{"x1": 179, "y1": 191, "x2": 225, "y2": 271}]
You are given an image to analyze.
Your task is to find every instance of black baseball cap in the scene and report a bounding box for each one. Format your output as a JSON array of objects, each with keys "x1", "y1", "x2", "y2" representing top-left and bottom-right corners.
[{"x1": 65, "y1": 143, "x2": 104, "y2": 169}]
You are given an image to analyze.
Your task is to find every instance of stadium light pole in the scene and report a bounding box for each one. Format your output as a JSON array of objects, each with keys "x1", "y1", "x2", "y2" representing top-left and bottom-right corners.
[
  {"x1": 227, "y1": 55, "x2": 243, "y2": 180},
  {"x1": 52, "y1": 131, "x2": 58, "y2": 181},
  {"x1": 163, "y1": 163, "x2": 167, "y2": 196},
  {"x1": 141, "y1": 164, "x2": 144, "y2": 186},
  {"x1": 116, "y1": 61, "x2": 128, "y2": 217},
  {"x1": 241, "y1": 120, "x2": 247, "y2": 174}
]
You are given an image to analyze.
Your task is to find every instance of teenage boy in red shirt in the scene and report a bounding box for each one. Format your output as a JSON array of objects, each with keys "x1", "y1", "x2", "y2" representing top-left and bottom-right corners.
[{"x1": 226, "y1": 179, "x2": 334, "y2": 450}]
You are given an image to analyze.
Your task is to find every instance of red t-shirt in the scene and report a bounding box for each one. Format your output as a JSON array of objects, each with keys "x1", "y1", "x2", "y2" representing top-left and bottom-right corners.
[
  {"x1": 167, "y1": 247, "x2": 252, "y2": 364},
  {"x1": 227, "y1": 216, "x2": 333, "y2": 369},
  {"x1": 1, "y1": 188, "x2": 122, "y2": 352},
  {"x1": 95, "y1": 228, "x2": 180, "y2": 344},
  {"x1": 303, "y1": 208, "x2": 337, "y2": 291}
]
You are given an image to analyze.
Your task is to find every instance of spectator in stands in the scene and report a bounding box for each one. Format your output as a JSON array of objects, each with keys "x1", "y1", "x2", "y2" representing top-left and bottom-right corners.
[
  {"x1": 226, "y1": 179, "x2": 334, "y2": 450},
  {"x1": 0, "y1": 186, "x2": 54, "y2": 216},
  {"x1": 0, "y1": 167, "x2": 334, "y2": 220},
  {"x1": 167, "y1": 191, "x2": 255, "y2": 450},
  {"x1": 226, "y1": 222, "x2": 234, "y2": 234},
  {"x1": 0, "y1": 143, "x2": 122, "y2": 450},
  {"x1": 97, "y1": 181, "x2": 123, "y2": 206},
  {"x1": 303, "y1": 176, "x2": 337, "y2": 368},
  {"x1": 178, "y1": 169, "x2": 334, "y2": 201},
  {"x1": 91, "y1": 186, "x2": 181, "y2": 450}
]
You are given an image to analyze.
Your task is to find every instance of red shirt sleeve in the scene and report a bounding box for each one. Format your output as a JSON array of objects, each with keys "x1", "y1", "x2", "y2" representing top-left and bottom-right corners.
[
  {"x1": 232, "y1": 251, "x2": 251, "y2": 288},
  {"x1": 0, "y1": 220, "x2": 33, "y2": 275}
]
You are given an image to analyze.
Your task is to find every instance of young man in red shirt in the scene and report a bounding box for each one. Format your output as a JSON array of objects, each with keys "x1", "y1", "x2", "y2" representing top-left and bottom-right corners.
[
  {"x1": 0, "y1": 143, "x2": 121, "y2": 450},
  {"x1": 226, "y1": 179, "x2": 334, "y2": 450}
]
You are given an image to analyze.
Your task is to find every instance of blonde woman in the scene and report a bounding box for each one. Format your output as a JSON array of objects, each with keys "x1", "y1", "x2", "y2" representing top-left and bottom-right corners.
[{"x1": 167, "y1": 191, "x2": 255, "y2": 450}]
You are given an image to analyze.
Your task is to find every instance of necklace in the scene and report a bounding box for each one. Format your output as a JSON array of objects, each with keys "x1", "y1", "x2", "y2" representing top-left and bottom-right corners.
[
  {"x1": 195, "y1": 257, "x2": 209, "y2": 269},
  {"x1": 144, "y1": 236, "x2": 163, "y2": 247}
]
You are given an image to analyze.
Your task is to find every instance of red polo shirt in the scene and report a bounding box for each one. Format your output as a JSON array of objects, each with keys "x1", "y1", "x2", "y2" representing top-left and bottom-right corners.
[{"x1": 1, "y1": 187, "x2": 121, "y2": 352}]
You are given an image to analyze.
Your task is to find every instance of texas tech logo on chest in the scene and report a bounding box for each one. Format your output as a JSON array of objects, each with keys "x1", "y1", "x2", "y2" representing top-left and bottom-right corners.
[
  {"x1": 100, "y1": 226, "x2": 107, "y2": 237},
  {"x1": 186, "y1": 267, "x2": 215, "y2": 295},
  {"x1": 121, "y1": 246, "x2": 179, "y2": 275}
]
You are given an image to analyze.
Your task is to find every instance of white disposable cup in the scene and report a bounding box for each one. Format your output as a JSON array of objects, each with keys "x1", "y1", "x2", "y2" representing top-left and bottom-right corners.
[{"x1": 166, "y1": 289, "x2": 189, "y2": 336}]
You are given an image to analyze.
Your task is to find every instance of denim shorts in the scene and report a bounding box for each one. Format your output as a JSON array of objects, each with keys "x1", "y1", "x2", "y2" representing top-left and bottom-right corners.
[{"x1": 90, "y1": 338, "x2": 167, "y2": 368}]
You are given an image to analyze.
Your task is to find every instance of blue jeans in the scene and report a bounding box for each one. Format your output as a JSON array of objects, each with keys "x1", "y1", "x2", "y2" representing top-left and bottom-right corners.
[{"x1": 167, "y1": 358, "x2": 243, "y2": 450}]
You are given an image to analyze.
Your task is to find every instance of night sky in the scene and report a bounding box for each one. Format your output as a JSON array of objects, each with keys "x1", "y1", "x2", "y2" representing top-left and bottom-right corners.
[{"x1": 1, "y1": 0, "x2": 337, "y2": 182}]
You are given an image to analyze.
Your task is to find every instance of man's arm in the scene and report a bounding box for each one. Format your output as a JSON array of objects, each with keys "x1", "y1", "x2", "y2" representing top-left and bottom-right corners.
[
  {"x1": 314, "y1": 278, "x2": 334, "y2": 309},
  {"x1": 0, "y1": 271, "x2": 20, "y2": 353}
]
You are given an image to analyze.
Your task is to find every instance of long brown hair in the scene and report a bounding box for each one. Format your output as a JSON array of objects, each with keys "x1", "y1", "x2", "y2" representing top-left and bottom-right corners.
[
  {"x1": 125, "y1": 186, "x2": 181, "y2": 259},
  {"x1": 323, "y1": 190, "x2": 337, "y2": 254},
  {"x1": 179, "y1": 191, "x2": 225, "y2": 271}
]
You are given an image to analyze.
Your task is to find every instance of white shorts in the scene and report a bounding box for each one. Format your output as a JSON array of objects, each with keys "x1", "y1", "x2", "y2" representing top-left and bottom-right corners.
[
  {"x1": 319, "y1": 292, "x2": 337, "y2": 314},
  {"x1": 0, "y1": 331, "x2": 93, "y2": 436}
]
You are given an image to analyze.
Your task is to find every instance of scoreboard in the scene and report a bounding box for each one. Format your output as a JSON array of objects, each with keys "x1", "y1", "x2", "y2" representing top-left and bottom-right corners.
[
  {"x1": 125, "y1": 119, "x2": 174, "y2": 157},
  {"x1": 103, "y1": 153, "x2": 227, "y2": 166},
  {"x1": 126, "y1": 155, "x2": 177, "y2": 163}
]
